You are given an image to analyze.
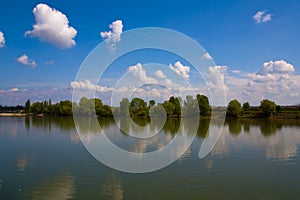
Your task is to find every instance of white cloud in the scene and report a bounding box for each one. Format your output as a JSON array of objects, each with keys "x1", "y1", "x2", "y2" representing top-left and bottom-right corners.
[
  {"x1": 257, "y1": 60, "x2": 295, "y2": 75},
  {"x1": 251, "y1": 74, "x2": 275, "y2": 82},
  {"x1": 127, "y1": 63, "x2": 157, "y2": 83},
  {"x1": 201, "y1": 52, "x2": 213, "y2": 60},
  {"x1": 208, "y1": 65, "x2": 228, "y2": 86},
  {"x1": 243, "y1": 60, "x2": 299, "y2": 105},
  {"x1": 45, "y1": 60, "x2": 54, "y2": 65},
  {"x1": 201, "y1": 61, "x2": 300, "y2": 105},
  {"x1": 253, "y1": 10, "x2": 272, "y2": 23},
  {"x1": 169, "y1": 61, "x2": 190, "y2": 80},
  {"x1": 70, "y1": 80, "x2": 113, "y2": 92},
  {"x1": 164, "y1": 79, "x2": 173, "y2": 86},
  {"x1": 8, "y1": 88, "x2": 19, "y2": 92},
  {"x1": 17, "y1": 54, "x2": 37, "y2": 67},
  {"x1": 25, "y1": 3, "x2": 77, "y2": 49},
  {"x1": 100, "y1": 20, "x2": 123, "y2": 51},
  {"x1": 135, "y1": 88, "x2": 162, "y2": 98},
  {"x1": 154, "y1": 70, "x2": 167, "y2": 79},
  {"x1": 205, "y1": 66, "x2": 228, "y2": 105},
  {"x1": 232, "y1": 70, "x2": 241, "y2": 74},
  {"x1": 0, "y1": 31, "x2": 5, "y2": 47}
]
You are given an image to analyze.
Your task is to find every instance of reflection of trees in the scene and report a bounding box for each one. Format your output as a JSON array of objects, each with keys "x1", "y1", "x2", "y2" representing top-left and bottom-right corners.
[
  {"x1": 211, "y1": 130, "x2": 228, "y2": 158},
  {"x1": 163, "y1": 118, "x2": 180, "y2": 135},
  {"x1": 197, "y1": 118, "x2": 210, "y2": 138},
  {"x1": 265, "y1": 130, "x2": 299, "y2": 160},
  {"x1": 98, "y1": 117, "x2": 116, "y2": 129},
  {"x1": 30, "y1": 116, "x2": 75, "y2": 131},
  {"x1": 30, "y1": 176, "x2": 75, "y2": 200},
  {"x1": 131, "y1": 117, "x2": 150, "y2": 127},
  {"x1": 243, "y1": 119, "x2": 250, "y2": 133},
  {"x1": 182, "y1": 117, "x2": 200, "y2": 136},
  {"x1": 100, "y1": 172, "x2": 123, "y2": 200},
  {"x1": 16, "y1": 154, "x2": 35, "y2": 173},
  {"x1": 24, "y1": 116, "x2": 300, "y2": 143},
  {"x1": 25, "y1": 115, "x2": 30, "y2": 130},
  {"x1": 258, "y1": 120, "x2": 282, "y2": 137},
  {"x1": 118, "y1": 117, "x2": 130, "y2": 135},
  {"x1": 27, "y1": 116, "x2": 118, "y2": 133},
  {"x1": 117, "y1": 117, "x2": 210, "y2": 138},
  {"x1": 227, "y1": 119, "x2": 242, "y2": 136}
]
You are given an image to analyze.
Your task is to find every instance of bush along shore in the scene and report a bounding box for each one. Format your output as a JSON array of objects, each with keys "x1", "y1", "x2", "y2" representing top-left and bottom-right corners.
[{"x1": 1, "y1": 96, "x2": 300, "y2": 119}]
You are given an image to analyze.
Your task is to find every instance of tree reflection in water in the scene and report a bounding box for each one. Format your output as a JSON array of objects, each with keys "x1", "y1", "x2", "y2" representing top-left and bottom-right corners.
[
  {"x1": 30, "y1": 176, "x2": 75, "y2": 200},
  {"x1": 100, "y1": 172, "x2": 124, "y2": 200},
  {"x1": 23, "y1": 116, "x2": 300, "y2": 161}
]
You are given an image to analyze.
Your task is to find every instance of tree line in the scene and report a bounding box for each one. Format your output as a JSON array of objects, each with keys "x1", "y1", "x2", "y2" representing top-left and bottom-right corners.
[
  {"x1": 24, "y1": 94, "x2": 211, "y2": 117},
  {"x1": 24, "y1": 97, "x2": 113, "y2": 117},
  {"x1": 23, "y1": 96, "x2": 298, "y2": 118},
  {"x1": 227, "y1": 99, "x2": 282, "y2": 118},
  {"x1": 0, "y1": 105, "x2": 24, "y2": 113}
]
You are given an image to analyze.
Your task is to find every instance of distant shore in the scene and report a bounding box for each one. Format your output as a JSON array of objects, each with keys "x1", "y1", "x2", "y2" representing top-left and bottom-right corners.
[
  {"x1": 1, "y1": 112, "x2": 300, "y2": 119},
  {"x1": 0, "y1": 113, "x2": 26, "y2": 116}
]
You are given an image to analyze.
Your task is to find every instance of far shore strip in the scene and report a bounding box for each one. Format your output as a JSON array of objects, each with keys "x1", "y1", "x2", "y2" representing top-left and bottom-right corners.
[{"x1": 0, "y1": 113, "x2": 26, "y2": 116}]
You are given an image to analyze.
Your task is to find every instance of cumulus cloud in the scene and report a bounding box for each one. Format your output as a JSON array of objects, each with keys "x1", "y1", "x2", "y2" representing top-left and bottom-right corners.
[
  {"x1": 17, "y1": 54, "x2": 37, "y2": 67},
  {"x1": 154, "y1": 70, "x2": 167, "y2": 79},
  {"x1": 169, "y1": 61, "x2": 190, "y2": 79},
  {"x1": 253, "y1": 10, "x2": 272, "y2": 23},
  {"x1": 257, "y1": 60, "x2": 295, "y2": 75},
  {"x1": 243, "y1": 60, "x2": 299, "y2": 105},
  {"x1": 164, "y1": 78, "x2": 173, "y2": 86},
  {"x1": 204, "y1": 65, "x2": 228, "y2": 105},
  {"x1": 208, "y1": 65, "x2": 228, "y2": 86},
  {"x1": 202, "y1": 52, "x2": 213, "y2": 60},
  {"x1": 251, "y1": 74, "x2": 276, "y2": 82},
  {"x1": 127, "y1": 63, "x2": 157, "y2": 83},
  {"x1": 8, "y1": 88, "x2": 19, "y2": 92},
  {"x1": 70, "y1": 80, "x2": 113, "y2": 92},
  {"x1": 25, "y1": 3, "x2": 77, "y2": 49},
  {"x1": 0, "y1": 31, "x2": 5, "y2": 47},
  {"x1": 100, "y1": 20, "x2": 123, "y2": 51}
]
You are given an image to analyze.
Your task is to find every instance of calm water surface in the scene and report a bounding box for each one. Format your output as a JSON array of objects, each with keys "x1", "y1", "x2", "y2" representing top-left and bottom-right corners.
[{"x1": 1, "y1": 116, "x2": 300, "y2": 199}]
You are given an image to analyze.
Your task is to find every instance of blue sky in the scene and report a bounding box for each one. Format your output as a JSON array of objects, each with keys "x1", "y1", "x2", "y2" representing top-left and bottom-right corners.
[{"x1": 0, "y1": 0, "x2": 300, "y2": 105}]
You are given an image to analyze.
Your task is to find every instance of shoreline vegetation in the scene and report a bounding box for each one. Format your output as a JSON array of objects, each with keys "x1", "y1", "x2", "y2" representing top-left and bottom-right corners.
[{"x1": 1, "y1": 94, "x2": 300, "y2": 119}]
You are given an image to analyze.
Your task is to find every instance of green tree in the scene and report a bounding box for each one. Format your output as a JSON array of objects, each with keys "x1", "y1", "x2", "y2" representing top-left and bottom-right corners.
[
  {"x1": 59, "y1": 100, "x2": 73, "y2": 116},
  {"x1": 130, "y1": 98, "x2": 148, "y2": 117},
  {"x1": 89, "y1": 98, "x2": 103, "y2": 115},
  {"x1": 149, "y1": 100, "x2": 156, "y2": 107},
  {"x1": 79, "y1": 97, "x2": 92, "y2": 115},
  {"x1": 149, "y1": 104, "x2": 166, "y2": 117},
  {"x1": 31, "y1": 102, "x2": 43, "y2": 114},
  {"x1": 169, "y1": 96, "x2": 181, "y2": 116},
  {"x1": 276, "y1": 105, "x2": 282, "y2": 113},
  {"x1": 260, "y1": 99, "x2": 276, "y2": 117},
  {"x1": 25, "y1": 99, "x2": 31, "y2": 113},
  {"x1": 43, "y1": 104, "x2": 55, "y2": 115},
  {"x1": 98, "y1": 105, "x2": 113, "y2": 117},
  {"x1": 243, "y1": 102, "x2": 250, "y2": 112},
  {"x1": 162, "y1": 101, "x2": 175, "y2": 116},
  {"x1": 120, "y1": 98, "x2": 130, "y2": 116},
  {"x1": 227, "y1": 99, "x2": 243, "y2": 117},
  {"x1": 43, "y1": 100, "x2": 48, "y2": 110},
  {"x1": 184, "y1": 95, "x2": 198, "y2": 116},
  {"x1": 196, "y1": 94, "x2": 211, "y2": 116}
]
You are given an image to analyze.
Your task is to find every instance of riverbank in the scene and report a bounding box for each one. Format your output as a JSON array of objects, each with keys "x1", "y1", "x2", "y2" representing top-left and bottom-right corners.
[{"x1": 0, "y1": 113, "x2": 26, "y2": 116}]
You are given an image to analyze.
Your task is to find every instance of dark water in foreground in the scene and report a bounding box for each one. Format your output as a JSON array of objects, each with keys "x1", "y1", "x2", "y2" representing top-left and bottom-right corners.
[{"x1": 1, "y1": 116, "x2": 300, "y2": 199}]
